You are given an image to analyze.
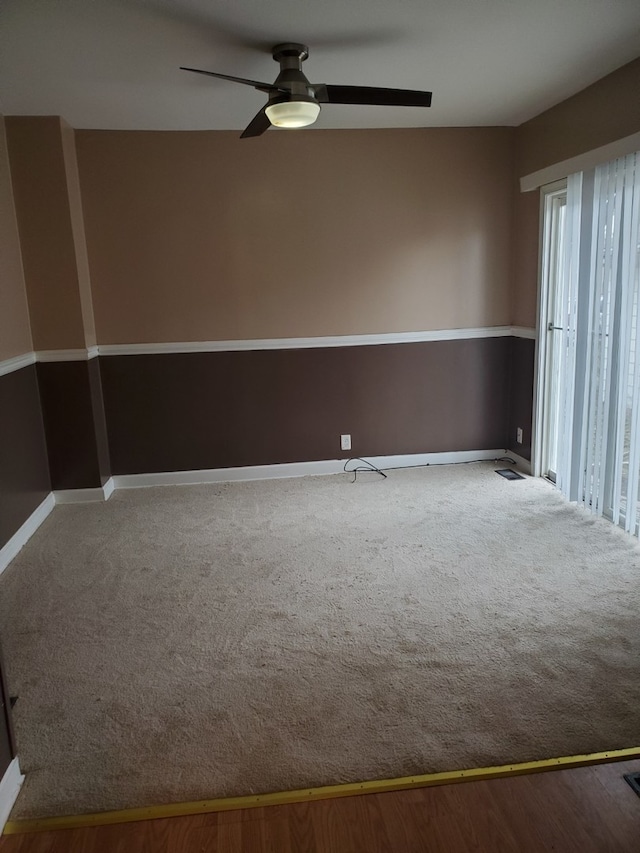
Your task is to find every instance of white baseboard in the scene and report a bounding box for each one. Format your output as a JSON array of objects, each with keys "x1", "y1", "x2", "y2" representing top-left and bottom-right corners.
[
  {"x1": 54, "y1": 477, "x2": 115, "y2": 504},
  {"x1": 506, "y1": 450, "x2": 532, "y2": 475},
  {"x1": 113, "y1": 450, "x2": 508, "y2": 489},
  {"x1": 0, "y1": 758, "x2": 24, "y2": 833},
  {"x1": 0, "y1": 493, "x2": 55, "y2": 576},
  {"x1": 0, "y1": 479, "x2": 116, "y2": 576},
  {"x1": 114, "y1": 460, "x2": 347, "y2": 488}
]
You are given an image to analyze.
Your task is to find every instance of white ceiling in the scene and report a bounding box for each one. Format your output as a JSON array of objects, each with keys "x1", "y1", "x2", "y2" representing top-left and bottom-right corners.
[{"x1": 1, "y1": 0, "x2": 639, "y2": 131}]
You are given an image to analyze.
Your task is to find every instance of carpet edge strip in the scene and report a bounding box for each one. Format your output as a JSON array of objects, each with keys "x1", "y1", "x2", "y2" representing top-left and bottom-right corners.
[{"x1": 5, "y1": 747, "x2": 640, "y2": 835}]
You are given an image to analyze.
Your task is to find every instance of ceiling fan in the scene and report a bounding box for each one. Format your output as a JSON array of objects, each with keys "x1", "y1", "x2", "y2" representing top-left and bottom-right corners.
[{"x1": 180, "y1": 43, "x2": 432, "y2": 138}]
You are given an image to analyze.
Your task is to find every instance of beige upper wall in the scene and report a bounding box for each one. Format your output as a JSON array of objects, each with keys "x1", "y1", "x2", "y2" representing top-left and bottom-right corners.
[
  {"x1": 60, "y1": 120, "x2": 97, "y2": 348},
  {"x1": 76, "y1": 127, "x2": 514, "y2": 344},
  {"x1": 516, "y1": 56, "x2": 640, "y2": 178},
  {"x1": 511, "y1": 55, "x2": 640, "y2": 328},
  {"x1": 6, "y1": 116, "x2": 87, "y2": 350},
  {"x1": 510, "y1": 188, "x2": 541, "y2": 329},
  {"x1": 0, "y1": 117, "x2": 32, "y2": 361}
]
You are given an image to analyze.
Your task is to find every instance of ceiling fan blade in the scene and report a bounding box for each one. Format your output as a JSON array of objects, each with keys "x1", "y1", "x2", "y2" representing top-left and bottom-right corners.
[
  {"x1": 180, "y1": 67, "x2": 282, "y2": 94},
  {"x1": 240, "y1": 107, "x2": 272, "y2": 138},
  {"x1": 315, "y1": 84, "x2": 432, "y2": 108}
]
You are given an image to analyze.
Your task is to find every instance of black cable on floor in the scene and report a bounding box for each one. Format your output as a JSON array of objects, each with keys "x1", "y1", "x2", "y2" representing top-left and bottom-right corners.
[
  {"x1": 343, "y1": 457, "x2": 388, "y2": 483},
  {"x1": 343, "y1": 455, "x2": 518, "y2": 483}
]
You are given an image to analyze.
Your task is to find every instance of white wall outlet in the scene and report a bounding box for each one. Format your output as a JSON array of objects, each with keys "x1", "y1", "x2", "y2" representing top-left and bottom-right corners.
[
  {"x1": 340, "y1": 434, "x2": 351, "y2": 451},
  {"x1": 516, "y1": 427, "x2": 523, "y2": 444}
]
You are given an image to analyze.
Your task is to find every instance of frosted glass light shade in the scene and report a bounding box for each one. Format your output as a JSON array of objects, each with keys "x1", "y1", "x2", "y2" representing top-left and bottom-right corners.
[{"x1": 265, "y1": 100, "x2": 321, "y2": 128}]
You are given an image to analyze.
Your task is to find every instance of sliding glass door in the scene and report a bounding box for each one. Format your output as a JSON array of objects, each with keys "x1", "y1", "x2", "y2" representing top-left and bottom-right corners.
[{"x1": 537, "y1": 152, "x2": 640, "y2": 537}]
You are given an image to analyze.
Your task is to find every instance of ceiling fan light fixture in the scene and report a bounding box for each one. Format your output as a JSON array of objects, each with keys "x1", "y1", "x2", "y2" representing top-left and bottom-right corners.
[
  {"x1": 181, "y1": 42, "x2": 432, "y2": 139},
  {"x1": 265, "y1": 99, "x2": 320, "y2": 128}
]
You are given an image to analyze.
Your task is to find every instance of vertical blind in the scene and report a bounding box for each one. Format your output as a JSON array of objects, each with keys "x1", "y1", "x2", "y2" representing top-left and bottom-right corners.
[{"x1": 557, "y1": 151, "x2": 640, "y2": 536}]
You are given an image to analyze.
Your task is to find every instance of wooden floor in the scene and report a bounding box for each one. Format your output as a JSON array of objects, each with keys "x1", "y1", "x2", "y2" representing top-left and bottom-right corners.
[{"x1": 2, "y1": 760, "x2": 640, "y2": 852}]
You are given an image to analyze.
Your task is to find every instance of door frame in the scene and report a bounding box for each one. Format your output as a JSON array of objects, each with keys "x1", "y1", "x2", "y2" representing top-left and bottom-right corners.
[{"x1": 532, "y1": 179, "x2": 567, "y2": 479}]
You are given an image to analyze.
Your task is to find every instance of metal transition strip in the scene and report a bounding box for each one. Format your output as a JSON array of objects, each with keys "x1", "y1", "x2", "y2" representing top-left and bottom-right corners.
[{"x1": 5, "y1": 746, "x2": 640, "y2": 835}]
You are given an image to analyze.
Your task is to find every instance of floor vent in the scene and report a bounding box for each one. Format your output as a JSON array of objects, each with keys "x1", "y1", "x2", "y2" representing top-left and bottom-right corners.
[
  {"x1": 624, "y1": 773, "x2": 640, "y2": 798},
  {"x1": 495, "y1": 469, "x2": 525, "y2": 481}
]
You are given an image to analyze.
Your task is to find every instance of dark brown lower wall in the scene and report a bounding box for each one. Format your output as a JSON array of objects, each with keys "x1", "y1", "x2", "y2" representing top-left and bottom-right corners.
[
  {"x1": 508, "y1": 337, "x2": 536, "y2": 461},
  {"x1": 0, "y1": 364, "x2": 50, "y2": 549},
  {"x1": 100, "y1": 338, "x2": 511, "y2": 475},
  {"x1": 0, "y1": 364, "x2": 50, "y2": 774},
  {"x1": 88, "y1": 357, "x2": 111, "y2": 485},
  {"x1": 37, "y1": 360, "x2": 111, "y2": 490},
  {"x1": 0, "y1": 642, "x2": 15, "y2": 778}
]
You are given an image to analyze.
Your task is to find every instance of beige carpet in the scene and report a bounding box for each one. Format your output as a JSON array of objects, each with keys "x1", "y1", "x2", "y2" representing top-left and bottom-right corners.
[{"x1": 1, "y1": 462, "x2": 640, "y2": 819}]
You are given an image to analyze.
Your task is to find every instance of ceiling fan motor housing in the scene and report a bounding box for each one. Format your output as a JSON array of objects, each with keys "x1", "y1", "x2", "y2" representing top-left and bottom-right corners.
[{"x1": 270, "y1": 43, "x2": 319, "y2": 105}]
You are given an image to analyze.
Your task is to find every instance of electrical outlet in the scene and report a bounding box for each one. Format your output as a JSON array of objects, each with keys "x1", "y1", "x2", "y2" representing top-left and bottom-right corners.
[
  {"x1": 516, "y1": 427, "x2": 523, "y2": 444},
  {"x1": 340, "y1": 434, "x2": 351, "y2": 451}
]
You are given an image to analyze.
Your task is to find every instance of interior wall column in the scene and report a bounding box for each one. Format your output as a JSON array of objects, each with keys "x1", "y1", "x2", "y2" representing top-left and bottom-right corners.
[{"x1": 5, "y1": 116, "x2": 110, "y2": 490}]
